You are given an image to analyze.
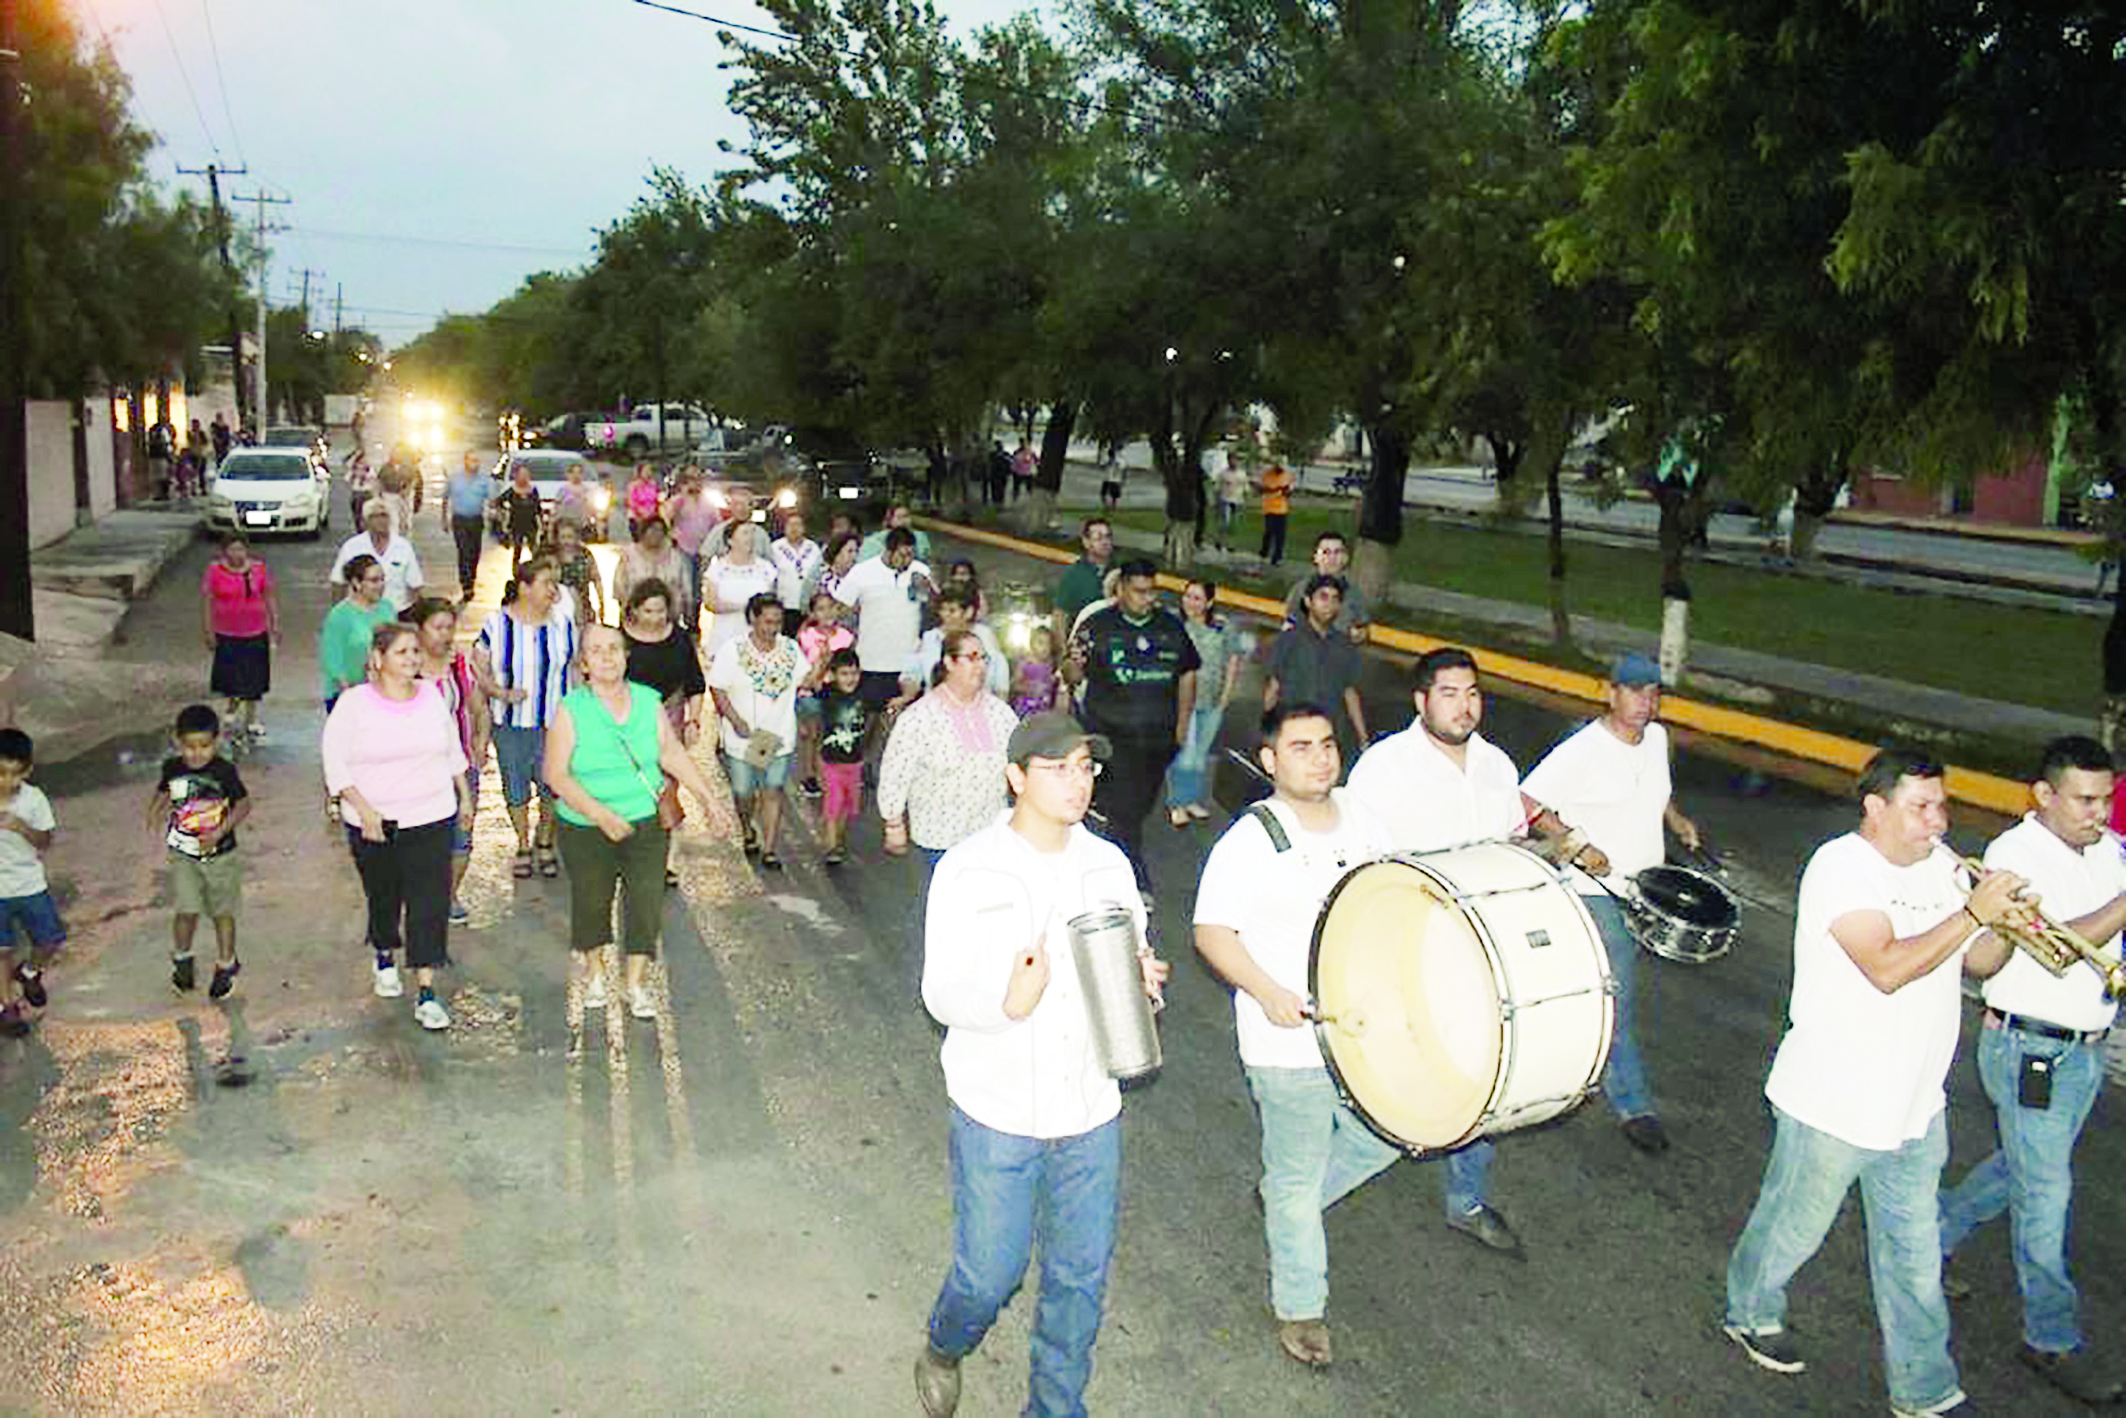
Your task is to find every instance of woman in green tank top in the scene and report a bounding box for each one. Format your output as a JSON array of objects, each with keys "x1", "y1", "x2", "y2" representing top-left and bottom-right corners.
[{"x1": 544, "y1": 626, "x2": 731, "y2": 1019}]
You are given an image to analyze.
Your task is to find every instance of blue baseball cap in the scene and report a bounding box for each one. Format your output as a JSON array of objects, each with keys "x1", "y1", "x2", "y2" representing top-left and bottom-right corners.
[{"x1": 1610, "y1": 652, "x2": 1662, "y2": 687}]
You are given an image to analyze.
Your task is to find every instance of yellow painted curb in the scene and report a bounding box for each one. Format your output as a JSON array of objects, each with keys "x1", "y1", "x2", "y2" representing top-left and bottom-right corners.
[{"x1": 922, "y1": 518, "x2": 2033, "y2": 817}]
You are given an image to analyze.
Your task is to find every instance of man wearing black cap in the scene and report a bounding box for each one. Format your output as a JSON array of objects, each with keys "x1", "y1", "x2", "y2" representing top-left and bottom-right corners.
[
  {"x1": 1065, "y1": 560, "x2": 1199, "y2": 900},
  {"x1": 914, "y1": 711, "x2": 1171, "y2": 1418},
  {"x1": 1522, "y1": 651, "x2": 1703, "y2": 1154}
]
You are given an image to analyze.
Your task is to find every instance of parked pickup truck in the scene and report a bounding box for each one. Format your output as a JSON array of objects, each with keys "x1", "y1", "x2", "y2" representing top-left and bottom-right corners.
[{"x1": 585, "y1": 403, "x2": 717, "y2": 459}]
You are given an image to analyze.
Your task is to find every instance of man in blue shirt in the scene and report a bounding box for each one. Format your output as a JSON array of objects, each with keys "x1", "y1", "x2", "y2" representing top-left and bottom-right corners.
[{"x1": 443, "y1": 451, "x2": 495, "y2": 599}]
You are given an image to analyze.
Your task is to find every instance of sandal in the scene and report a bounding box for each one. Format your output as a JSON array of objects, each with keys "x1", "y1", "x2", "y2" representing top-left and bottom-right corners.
[
  {"x1": 664, "y1": 868, "x2": 680, "y2": 890},
  {"x1": 823, "y1": 847, "x2": 847, "y2": 867},
  {"x1": 759, "y1": 851, "x2": 783, "y2": 871},
  {"x1": 512, "y1": 849, "x2": 535, "y2": 879},
  {"x1": 537, "y1": 848, "x2": 560, "y2": 878}
]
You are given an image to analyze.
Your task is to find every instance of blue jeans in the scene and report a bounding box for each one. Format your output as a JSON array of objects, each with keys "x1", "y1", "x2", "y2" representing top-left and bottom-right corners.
[
  {"x1": 1584, "y1": 895, "x2": 1656, "y2": 1122},
  {"x1": 928, "y1": 1108, "x2": 1121, "y2": 1418},
  {"x1": 1938, "y1": 1022, "x2": 2105, "y2": 1353},
  {"x1": 1726, "y1": 1105, "x2": 1959, "y2": 1411},
  {"x1": 1244, "y1": 1066, "x2": 1402, "y2": 1319},
  {"x1": 1164, "y1": 702, "x2": 1223, "y2": 810}
]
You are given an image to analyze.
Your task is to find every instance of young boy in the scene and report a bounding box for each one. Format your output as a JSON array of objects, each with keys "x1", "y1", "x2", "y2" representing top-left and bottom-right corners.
[
  {"x1": 0, "y1": 728, "x2": 60, "y2": 1035},
  {"x1": 816, "y1": 649, "x2": 871, "y2": 867},
  {"x1": 151, "y1": 705, "x2": 251, "y2": 998}
]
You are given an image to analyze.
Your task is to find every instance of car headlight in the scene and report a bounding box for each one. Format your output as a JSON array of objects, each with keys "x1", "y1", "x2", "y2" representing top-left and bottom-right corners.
[
  {"x1": 704, "y1": 488, "x2": 728, "y2": 510},
  {"x1": 774, "y1": 487, "x2": 797, "y2": 509},
  {"x1": 592, "y1": 488, "x2": 612, "y2": 512}
]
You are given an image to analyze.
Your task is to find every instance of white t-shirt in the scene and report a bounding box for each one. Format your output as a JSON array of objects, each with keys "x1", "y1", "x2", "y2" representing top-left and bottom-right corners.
[
  {"x1": 1522, "y1": 719, "x2": 1672, "y2": 880},
  {"x1": 1346, "y1": 724, "x2": 1525, "y2": 850},
  {"x1": 330, "y1": 532, "x2": 424, "y2": 611},
  {"x1": 833, "y1": 555, "x2": 932, "y2": 673},
  {"x1": 0, "y1": 784, "x2": 55, "y2": 897},
  {"x1": 1764, "y1": 833, "x2": 1970, "y2": 1150},
  {"x1": 707, "y1": 634, "x2": 811, "y2": 760},
  {"x1": 703, "y1": 556, "x2": 779, "y2": 659},
  {"x1": 1193, "y1": 791, "x2": 1391, "y2": 1068},
  {"x1": 1981, "y1": 815, "x2": 2126, "y2": 1032}
]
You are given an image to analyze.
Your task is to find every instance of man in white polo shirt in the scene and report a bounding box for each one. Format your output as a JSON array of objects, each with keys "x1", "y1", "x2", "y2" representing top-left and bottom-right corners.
[
  {"x1": 913, "y1": 712, "x2": 1169, "y2": 1418},
  {"x1": 330, "y1": 499, "x2": 424, "y2": 611},
  {"x1": 832, "y1": 527, "x2": 933, "y2": 719},
  {"x1": 1723, "y1": 746, "x2": 2022, "y2": 1418},
  {"x1": 1522, "y1": 651, "x2": 1703, "y2": 1155},
  {"x1": 1938, "y1": 735, "x2": 2126, "y2": 1404},
  {"x1": 1195, "y1": 701, "x2": 1394, "y2": 1368}
]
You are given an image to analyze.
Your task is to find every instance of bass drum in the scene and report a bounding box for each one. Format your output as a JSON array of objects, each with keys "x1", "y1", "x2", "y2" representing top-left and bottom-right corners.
[{"x1": 1309, "y1": 842, "x2": 1614, "y2": 1154}]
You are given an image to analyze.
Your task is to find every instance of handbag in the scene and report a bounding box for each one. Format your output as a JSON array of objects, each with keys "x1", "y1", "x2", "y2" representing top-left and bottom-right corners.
[{"x1": 610, "y1": 693, "x2": 683, "y2": 830}]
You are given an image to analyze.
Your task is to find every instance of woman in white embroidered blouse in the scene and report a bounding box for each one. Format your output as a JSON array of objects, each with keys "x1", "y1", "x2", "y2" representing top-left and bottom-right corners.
[{"x1": 877, "y1": 628, "x2": 1020, "y2": 868}]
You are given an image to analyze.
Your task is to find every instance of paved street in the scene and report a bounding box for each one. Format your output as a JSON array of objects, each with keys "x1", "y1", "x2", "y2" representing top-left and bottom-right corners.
[{"x1": 0, "y1": 416, "x2": 2118, "y2": 1414}]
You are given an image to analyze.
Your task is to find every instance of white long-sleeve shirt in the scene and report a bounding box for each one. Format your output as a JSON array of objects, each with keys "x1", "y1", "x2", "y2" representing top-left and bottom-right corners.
[{"x1": 922, "y1": 814, "x2": 1146, "y2": 1139}]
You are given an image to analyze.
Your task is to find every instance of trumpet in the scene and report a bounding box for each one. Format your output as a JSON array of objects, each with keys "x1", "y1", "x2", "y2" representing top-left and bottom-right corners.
[{"x1": 1940, "y1": 849, "x2": 2126, "y2": 999}]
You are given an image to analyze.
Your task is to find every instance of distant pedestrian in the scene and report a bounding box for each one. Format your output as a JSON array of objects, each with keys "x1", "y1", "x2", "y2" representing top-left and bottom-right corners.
[
  {"x1": 625, "y1": 465, "x2": 663, "y2": 541},
  {"x1": 473, "y1": 557, "x2": 576, "y2": 881},
  {"x1": 347, "y1": 448, "x2": 376, "y2": 525},
  {"x1": 1051, "y1": 517, "x2": 1114, "y2": 647},
  {"x1": 662, "y1": 468, "x2": 718, "y2": 611},
  {"x1": 1011, "y1": 440, "x2": 1036, "y2": 502},
  {"x1": 1262, "y1": 575, "x2": 1369, "y2": 760},
  {"x1": 1216, "y1": 452, "x2": 1247, "y2": 549},
  {"x1": 209, "y1": 413, "x2": 232, "y2": 468},
  {"x1": 200, "y1": 534, "x2": 279, "y2": 746},
  {"x1": 552, "y1": 462, "x2": 598, "y2": 538},
  {"x1": 768, "y1": 511, "x2": 823, "y2": 612},
  {"x1": 410, "y1": 598, "x2": 489, "y2": 925},
  {"x1": 986, "y1": 441, "x2": 1012, "y2": 505},
  {"x1": 1258, "y1": 459, "x2": 1295, "y2": 564},
  {"x1": 317, "y1": 555, "x2": 397, "y2": 712},
  {"x1": 708, "y1": 593, "x2": 818, "y2": 869},
  {"x1": 549, "y1": 519, "x2": 605, "y2": 631},
  {"x1": 878, "y1": 628, "x2": 1018, "y2": 872},
  {"x1": 322, "y1": 621, "x2": 471, "y2": 1031},
  {"x1": 146, "y1": 418, "x2": 175, "y2": 500},
  {"x1": 491, "y1": 462, "x2": 544, "y2": 574},
  {"x1": 330, "y1": 500, "x2": 424, "y2": 611},
  {"x1": 614, "y1": 517, "x2": 696, "y2": 630},
  {"x1": 0, "y1": 728, "x2": 61, "y2": 1037},
  {"x1": 1165, "y1": 578, "x2": 1245, "y2": 825},
  {"x1": 546, "y1": 625, "x2": 729, "y2": 1019},
  {"x1": 152, "y1": 704, "x2": 251, "y2": 999},
  {"x1": 443, "y1": 451, "x2": 494, "y2": 599},
  {"x1": 1099, "y1": 447, "x2": 1124, "y2": 512},
  {"x1": 815, "y1": 649, "x2": 870, "y2": 866},
  {"x1": 698, "y1": 486, "x2": 757, "y2": 562},
  {"x1": 182, "y1": 421, "x2": 211, "y2": 496}
]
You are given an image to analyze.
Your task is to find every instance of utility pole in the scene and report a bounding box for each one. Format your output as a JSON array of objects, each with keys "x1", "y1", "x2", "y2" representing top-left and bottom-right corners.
[
  {"x1": 0, "y1": 0, "x2": 30, "y2": 640},
  {"x1": 233, "y1": 191, "x2": 290, "y2": 428},
  {"x1": 176, "y1": 161, "x2": 249, "y2": 428},
  {"x1": 334, "y1": 283, "x2": 343, "y2": 336},
  {"x1": 293, "y1": 267, "x2": 324, "y2": 327}
]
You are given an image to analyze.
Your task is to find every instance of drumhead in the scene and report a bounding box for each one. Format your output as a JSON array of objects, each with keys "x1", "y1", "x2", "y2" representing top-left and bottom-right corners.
[
  {"x1": 1310, "y1": 858, "x2": 1503, "y2": 1152},
  {"x1": 1635, "y1": 866, "x2": 1739, "y2": 928}
]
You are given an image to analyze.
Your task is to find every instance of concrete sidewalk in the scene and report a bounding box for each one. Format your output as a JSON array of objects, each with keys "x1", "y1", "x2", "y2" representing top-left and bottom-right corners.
[{"x1": 26, "y1": 508, "x2": 202, "y2": 651}]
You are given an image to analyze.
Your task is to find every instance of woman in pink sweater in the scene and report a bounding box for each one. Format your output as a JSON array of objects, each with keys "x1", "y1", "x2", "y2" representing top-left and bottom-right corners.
[{"x1": 322, "y1": 621, "x2": 471, "y2": 1031}]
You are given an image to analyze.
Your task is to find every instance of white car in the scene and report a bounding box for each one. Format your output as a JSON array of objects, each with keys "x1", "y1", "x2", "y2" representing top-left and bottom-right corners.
[{"x1": 204, "y1": 449, "x2": 333, "y2": 539}]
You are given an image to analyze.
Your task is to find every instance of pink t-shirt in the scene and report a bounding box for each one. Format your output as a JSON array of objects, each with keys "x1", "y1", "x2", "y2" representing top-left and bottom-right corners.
[
  {"x1": 203, "y1": 560, "x2": 275, "y2": 639},
  {"x1": 796, "y1": 622, "x2": 855, "y2": 696},
  {"x1": 628, "y1": 479, "x2": 662, "y2": 519},
  {"x1": 321, "y1": 682, "x2": 469, "y2": 830}
]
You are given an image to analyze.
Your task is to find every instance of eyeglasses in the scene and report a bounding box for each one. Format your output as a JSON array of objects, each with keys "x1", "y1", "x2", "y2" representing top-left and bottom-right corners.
[{"x1": 1028, "y1": 758, "x2": 1102, "y2": 780}]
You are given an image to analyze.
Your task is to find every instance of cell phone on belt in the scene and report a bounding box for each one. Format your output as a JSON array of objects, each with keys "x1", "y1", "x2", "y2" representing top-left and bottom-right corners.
[{"x1": 2019, "y1": 1053, "x2": 2054, "y2": 1110}]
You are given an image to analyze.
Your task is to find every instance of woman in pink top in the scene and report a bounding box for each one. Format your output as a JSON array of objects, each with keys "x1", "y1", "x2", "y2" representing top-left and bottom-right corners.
[
  {"x1": 322, "y1": 621, "x2": 471, "y2": 1032},
  {"x1": 200, "y1": 533, "x2": 280, "y2": 746},
  {"x1": 626, "y1": 465, "x2": 663, "y2": 539}
]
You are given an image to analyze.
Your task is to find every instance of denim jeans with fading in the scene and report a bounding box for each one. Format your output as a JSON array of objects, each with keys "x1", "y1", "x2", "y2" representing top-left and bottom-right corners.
[
  {"x1": 1726, "y1": 1104, "x2": 1960, "y2": 1411},
  {"x1": 927, "y1": 1107, "x2": 1121, "y2": 1418},
  {"x1": 1583, "y1": 895, "x2": 1656, "y2": 1122},
  {"x1": 1165, "y1": 702, "x2": 1224, "y2": 810},
  {"x1": 1938, "y1": 1022, "x2": 2105, "y2": 1354}
]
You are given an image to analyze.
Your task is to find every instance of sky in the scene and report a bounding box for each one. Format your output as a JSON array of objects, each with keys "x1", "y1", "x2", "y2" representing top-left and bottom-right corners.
[{"x1": 90, "y1": 0, "x2": 1030, "y2": 352}]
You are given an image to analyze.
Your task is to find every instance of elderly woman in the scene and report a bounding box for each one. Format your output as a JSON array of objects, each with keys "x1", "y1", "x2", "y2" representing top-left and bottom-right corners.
[
  {"x1": 545, "y1": 625, "x2": 728, "y2": 1019},
  {"x1": 322, "y1": 620, "x2": 472, "y2": 1031},
  {"x1": 703, "y1": 521, "x2": 777, "y2": 658},
  {"x1": 318, "y1": 553, "x2": 396, "y2": 713},
  {"x1": 472, "y1": 557, "x2": 577, "y2": 880},
  {"x1": 614, "y1": 516, "x2": 696, "y2": 630},
  {"x1": 877, "y1": 628, "x2": 1019, "y2": 871}
]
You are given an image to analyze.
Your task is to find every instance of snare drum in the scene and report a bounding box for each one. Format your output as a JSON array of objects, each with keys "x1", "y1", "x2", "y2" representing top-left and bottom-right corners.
[
  {"x1": 1625, "y1": 865, "x2": 1741, "y2": 963},
  {"x1": 1309, "y1": 842, "x2": 1614, "y2": 1154}
]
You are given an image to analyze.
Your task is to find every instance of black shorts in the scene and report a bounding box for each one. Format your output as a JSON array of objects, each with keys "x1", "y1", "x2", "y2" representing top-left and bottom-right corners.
[{"x1": 857, "y1": 670, "x2": 901, "y2": 707}]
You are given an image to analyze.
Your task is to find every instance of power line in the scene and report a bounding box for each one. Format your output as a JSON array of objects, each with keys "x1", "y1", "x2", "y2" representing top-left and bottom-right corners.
[
  {"x1": 292, "y1": 226, "x2": 592, "y2": 257},
  {"x1": 197, "y1": 0, "x2": 247, "y2": 168},
  {"x1": 150, "y1": 0, "x2": 221, "y2": 158}
]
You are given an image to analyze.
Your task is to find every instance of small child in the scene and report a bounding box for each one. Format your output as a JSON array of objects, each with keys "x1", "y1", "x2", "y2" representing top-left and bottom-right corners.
[
  {"x1": 1010, "y1": 623, "x2": 1060, "y2": 718},
  {"x1": 795, "y1": 592, "x2": 857, "y2": 799},
  {"x1": 816, "y1": 649, "x2": 872, "y2": 867},
  {"x1": 0, "y1": 728, "x2": 61, "y2": 1035},
  {"x1": 150, "y1": 704, "x2": 252, "y2": 998}
]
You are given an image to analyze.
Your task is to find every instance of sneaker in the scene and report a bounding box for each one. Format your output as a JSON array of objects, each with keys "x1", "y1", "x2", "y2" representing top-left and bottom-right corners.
[
  {"x1": 209, "y1": 960, "x2": 240, "y2": 1000},
  {"x1": 1445, "y1": 1203, "x2": 1525, "y2": 1259},
  {"x1": 413, "y1": 996, "x2": 451, "y2": 1031},
  {"x1": 1939, "y1": 1258, "x2": 1971, "y2": 1302},
  {"x1": 628, "y1": 983, "x2": 656, "y2": 1020},
  {"x1": 171, "y1": 955, "x2": 197, "y2": 993},
  {"x1": 247, "y1": 723, "x2": 268, "y2": 742},
  {"x1": 913, "y1": 1345, "x2": 961, "y2": 1418},
  {"x1": 448, "y1": 899, "x2": 470, "y2": 924},
  {"x1": 373, "y1": 960, "x2": 404, "y2": 999},
  {"x1": 15, "y1": 963, "x2": 46, "y2": 1009},
  {"x1": 1277, "y1": 1318, "x2": 1333, "y2": 1367},
  {"x1": 1620, "y1": 1115, "x2": 1671, "y2": 1154},
  {"x1": 1888, "y1": 1391, "x2": 1974, "y2": 1417},
  {"x1": 799, "y1": 777, "x2": 823, "y2": 799},
  {"x1": 1722, "y1": 1323, "x2": 1805, "y2": 1375},
  {"x1": 823, "y1": 847, "x2": 847, "y2": 867},
  {"x1": 2021, "y1": 1345, "x2": 2123, "y2": 1403},
  {"x1": 582, "y1": 968, "x2": 609, "y2": 1010}
]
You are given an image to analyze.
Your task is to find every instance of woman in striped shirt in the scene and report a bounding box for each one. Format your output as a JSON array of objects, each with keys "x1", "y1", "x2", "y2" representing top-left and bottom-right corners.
[{"x1": 471, "y1": 557, "x2": 577, "y2": 879}]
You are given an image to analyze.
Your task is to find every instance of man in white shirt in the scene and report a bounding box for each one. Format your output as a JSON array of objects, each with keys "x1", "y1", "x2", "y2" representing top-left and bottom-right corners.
[
  {"x1": 1195, "y1": 702, "x2": 1395, "y2": 1367},
  {"x1": 832, "y1": 527, "x2": 934, "y2": 715},
  {"x1": 914, "y1": 713, "x2": 1170, "y2": 1418},
  {"x1": 1938, "y1": 736, "x2": 2126, "y2": 1404},
  {"x1": 330, "y1": 500, "x2": 425, "y2": 611},
  {"x1": 1345, "y1": 647, "x2": 1582, "y2": 1257},
  {"x1": 901, "y1": 585, "x2": 1009, "y2": 700},
  {"x1": 1723, "y1": 746, "x2": 2022, "y2": 1418},
  {"x1": 1521, "y1": 652, "x2": 1702, "y2": 1154}
]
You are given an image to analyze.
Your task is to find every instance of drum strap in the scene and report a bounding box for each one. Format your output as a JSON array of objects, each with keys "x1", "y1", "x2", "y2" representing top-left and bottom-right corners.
[{"x1": 1246, "y1": 803, "x2": 1292, "y2": 854}]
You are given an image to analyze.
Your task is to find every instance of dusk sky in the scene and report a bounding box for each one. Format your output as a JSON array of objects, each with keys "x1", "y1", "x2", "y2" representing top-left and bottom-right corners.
[{"x1": 94, "y1": 0, "x2": 1029, "y2": 352}]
